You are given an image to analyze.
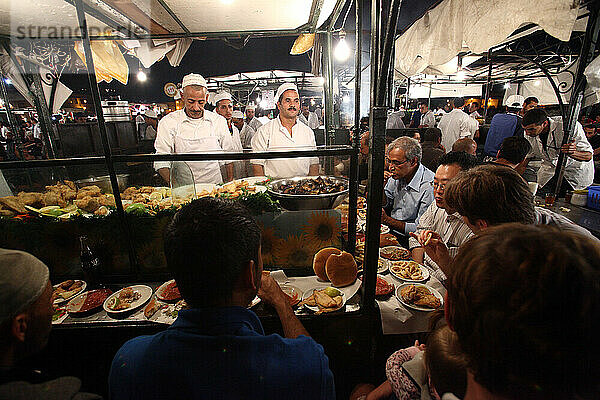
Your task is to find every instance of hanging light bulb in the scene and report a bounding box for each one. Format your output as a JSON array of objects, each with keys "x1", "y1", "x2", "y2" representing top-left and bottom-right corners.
[
  {"x1": 504, "y1": 82, "x2": 511, "y2": 89},
  {"x1": 454, "y1": 70, "x2": 466, "y2": 81},
  {"x1": 137, "y1": 70, "x2": 147, "y2": 82},
  {"x1": 3, "y1": 78, "x2": 11, "y2": 85},
  {"x1": 334, "y1": 30, "x2": 350, "y2": 62},
  {"x1": 343, "y1": 95, "x2": 350, "y2": 103}
]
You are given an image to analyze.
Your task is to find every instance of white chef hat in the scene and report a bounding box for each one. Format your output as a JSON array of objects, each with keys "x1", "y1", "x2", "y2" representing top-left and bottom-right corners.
[
  {"x1": 505, "y1": 94, "x2": 525, "y2": 108},
  {"x1": 0, "y1": 248, "x2": 49, "y2": 323},
  {"x1": 232, "y1": 110, "x2": 244, "y2": 119},
  {"x1": 275, "y1": 82, "x2": 299, "y2": 103},
  {"x1": 181, "y1": 73, "x2": 207, "y2": 89},
  {"x1": 213, "y1": 91, "x2": 232, "y2": 106},
  {"x1": 144, "y1": 110, "x2": 158, "y2": 119},
  {"x1": 245, "y1": 105, "x2": 256, "y2": 111}
]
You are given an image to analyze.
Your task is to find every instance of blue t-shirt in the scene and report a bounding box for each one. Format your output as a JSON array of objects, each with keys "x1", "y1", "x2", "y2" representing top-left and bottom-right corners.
[
  {"x1": 484, "y1": 113, "x2": 524, "y2": 156},
  {"x1": 109, "y1": 307, "x2": 335, "y2": 400}
]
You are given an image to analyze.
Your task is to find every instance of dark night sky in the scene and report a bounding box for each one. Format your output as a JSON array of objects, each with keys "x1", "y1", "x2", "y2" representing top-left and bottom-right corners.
[{"x1": 56, "y1": 0, "x2": 440, "y2": 104}]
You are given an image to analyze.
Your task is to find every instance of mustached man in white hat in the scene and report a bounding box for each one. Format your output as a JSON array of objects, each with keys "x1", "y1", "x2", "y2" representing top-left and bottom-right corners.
[
  {"x1": 250, "y1": 83, "x2": 320, "y2": 178},
  {"x1": 213, "y1": 91, "x2": 245, "y2": 179},
  {"x1": 0, "y1": 249, "x2": 101, "y2": 399},
  {"x1": 244, "y1": 105, "x2": 262, "y2": 132},
  {"x1": 154, "y1": 73, "x2": 236, "y2": 185},
  {"x1": 143, "y1": 109, "x2": 158, "y2": 140}
]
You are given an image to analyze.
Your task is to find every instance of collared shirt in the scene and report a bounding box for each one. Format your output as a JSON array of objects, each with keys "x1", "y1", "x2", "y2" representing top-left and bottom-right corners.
[
  {"x1": 298, "y1": 112, "x2": 320, "y2": 129},
  {"x1": 420, "y1": 110, "x2": 436, "y2": 128},
  {"x1": 238, "y1": 123, "x2": 257, "y2": 149},
  {"x1": 484, "y1": 112, "x2": 523, "y2": 157},
  {"x1": 386, "y1": 111, "x2": 406, "y2": 129},
  {"x1": 109, "y1": 307, "x2": 335, "y2": 400},
  {"x1": 534, "y1": 206, "x2": 596, "y2": 241},
  {"x1": 247, "y1": 116, "x2": 263, "y2": 132},
  {"x1": 438, "y1": 109, "x2": 477, "y2": 152},
  {"x1": 251, "y1": 116, "x2": 319, "y2": 178},
  {"x1": 154, "y1": 109, "x2": 235, "y2": 184},
  {"x1": 408, "y1": 201, "x2": 474, "y2": 281},
  {"x1": 384, "y1": 163, "x2": 435, "y2": 235},
  {"x1": 525, "y1": 117, "x2": 594, "y2": 190}
]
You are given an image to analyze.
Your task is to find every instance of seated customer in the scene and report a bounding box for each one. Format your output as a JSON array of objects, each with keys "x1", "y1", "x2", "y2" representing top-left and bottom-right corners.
[
  {"x1": 446, "y1": 224, "x2": 600, "y2": 400},
  {"x1": 488, "y1": 136, "x2": 531, "y2": 175},
  {"x1": 0, "y1": 249, "x2": 101, "y2": 399},
  {"x1": 420, "y1": 127, "x2": 445, "y2": 171},
  {"x1": 451, "y1": 137, "x2": 477, "y2": 156},
  {"x1": 417, "y1": 164, "x2": 596, "y2": 273},
  {"x1": 382, "y1": 137, "x2": 434, "y2": 243},
  {"x1": 109, "y1": 198, "x2": 335, "y2": 400}
]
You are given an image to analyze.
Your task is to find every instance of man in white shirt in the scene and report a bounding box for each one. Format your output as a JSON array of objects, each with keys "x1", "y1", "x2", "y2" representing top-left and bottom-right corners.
[
  {"x1": 469, "y1": 101, "x2": 482, "y2": 119},
  {"x1": 232, "y1": 110, "x2": 256, "y2": 149},
  {"x1": 154, "y1": 73, "x2": 236, "y2": 185},
  {"x1": 437, "y1": 97, "x2": 477, "y2": 152},
  {"x1": 143, "y1": 110, "x2": 158, "y2": 140},
  {"x1": 386, "y1": 109, "x2": 406, "y2": 129},
  {"x1": 417, "y1": 102, "x2": 436, "y2": 128},
  {"x1": 214, "y1": 91, "x2": 245, "y2": 179},
  {"x1": 522, "y1": 108, "x2": 594, "y2": 195},
  {"x1": 408, "y1": 151, "x2": 479, "y2": 281},
  {"x1": 245, "y1": 105, "x2": 262, "y2": 132},
  {"x1": 251, "y1": 83, "x2": 320, "y2": 178},
  {"x1": 297, "y1": 103, "x2": 320, "y2": 129}
]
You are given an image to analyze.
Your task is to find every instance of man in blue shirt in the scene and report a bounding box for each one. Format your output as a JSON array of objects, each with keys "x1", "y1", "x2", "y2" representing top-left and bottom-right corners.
[
  {"x1": 382, "y1": 137, "x2": 435, "y2": 244},
  {"x1": 109, "y1": 198, "x2": 335, "y2": 400},
  {"x1": 483, "y1": 94, "x2": 525, "y2": 158}
]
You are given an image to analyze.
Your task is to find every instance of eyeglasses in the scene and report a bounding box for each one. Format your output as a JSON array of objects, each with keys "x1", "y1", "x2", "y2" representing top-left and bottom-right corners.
[{"x1": 385, "y1": 157, "x2": 410, "y2": 167}]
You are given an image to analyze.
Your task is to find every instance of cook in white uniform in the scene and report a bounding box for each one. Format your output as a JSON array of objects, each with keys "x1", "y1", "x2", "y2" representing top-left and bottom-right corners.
[
  {"x1": 154, "y1": 73, "x2": 236, "y2": 184},
  {"x1": 297, "y1": 103, "x2": 320, "y2": 129},
  {"x1": 214, "y1": 91, "x2": 245, "y2": 179},
  {"x1": 245, "y1": 105, "x2": 263, "y2": 132},
  {"x1": 232, "y1": 110, "x2": 256, "y2": 149},
  {"x1": 251, "y1": 83, "x2": 320, "y2": 178}
]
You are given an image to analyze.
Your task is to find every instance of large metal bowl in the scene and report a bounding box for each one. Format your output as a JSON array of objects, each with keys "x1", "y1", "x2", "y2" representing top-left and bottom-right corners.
[
  {"x1": 75, "y1": 174, "x2": 129, "y2": 194},
  {"x1": 267, "y1": 176, "x2": 349, "y2": 210}
]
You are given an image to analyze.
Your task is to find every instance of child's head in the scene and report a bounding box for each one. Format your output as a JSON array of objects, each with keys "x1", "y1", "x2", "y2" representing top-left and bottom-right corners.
[{"x1": 424, "y1": 325, "x2": 468, "y2": 398}]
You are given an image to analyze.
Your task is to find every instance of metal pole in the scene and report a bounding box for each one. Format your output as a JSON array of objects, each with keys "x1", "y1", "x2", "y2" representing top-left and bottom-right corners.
[
  {"x1": 483, "y1": 50, "x2": 492, "y2": 120},
  {"x1": 0, "y1": 73, "x2": 20, "y2": 140},
  {"x1": 405, "y1": 77, "x2": 410, "y2": 109},
  {"x1": 427, "y1": 83, "x2": 432, "y2": 109},
  {"x1": 323, "y1": 30, "x2": 336, "y2": 174},
  {"x1": 346, "y1": 0, "x2": 362, "y2": 255},
  {"x1": 553, "y1": 4, "x2": 599, "y2": 198},
  {"x1": 74, "y1": 0, "x2": 138, "y2": 272}
]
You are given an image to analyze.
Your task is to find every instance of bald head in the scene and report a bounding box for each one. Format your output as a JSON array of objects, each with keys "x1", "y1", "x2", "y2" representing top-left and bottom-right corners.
[{"x1": 452, "y1": 138, "x2": 477, "y2": 156}]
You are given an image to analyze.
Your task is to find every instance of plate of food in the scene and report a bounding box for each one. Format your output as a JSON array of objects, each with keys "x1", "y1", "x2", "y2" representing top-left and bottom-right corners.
[
  {"x1": 280, "y1": 284, "x2": 302, "y2": 307},
  {"x1": 359, "y1": 274, "x2": 395, "y2": 298},
  {"x1": 66, "y1": 289, "x2": 112, "y2": 314},
  {"x1": 239, "y1": 176, "x2": 270, "y2": 186},
  {"x1": 103, "y1": 285, "x2": 152, "y2": 313},
  {"x1": 380, "y1": 225, "x2": 390, "y2": 234},
  {"x1": 143, "y1": 297, "x2": 168, "y2": 320},
  {"x1": 299, "y1": 286, "x2": 346, "y2": 314},
  {"x1": 389, "y1": 260, "x2": 429, "y2": 282},
  {"x1": 380, "y1": 246, "x2": 411, "y2": 261},
  {"x1": 52, "y1": 306, "x2": 68, "y2": 324},
  {"x1": 156, "y1": 279, "x2": 181, "y2": 302},
  {"x1": 52, "y1": 280, "x2": 86, "y2": 304},
  {"x1": 396, "y1": 283, "x2": 443, "y2": 312}
]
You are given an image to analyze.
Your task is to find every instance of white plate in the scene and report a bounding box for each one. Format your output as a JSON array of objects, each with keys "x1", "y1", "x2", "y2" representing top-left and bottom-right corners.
[
  {"x1": 248, "y1": 296, "x2": 261, "y2": 308},
  {"x1": 239, "y1": 176, "x2": 270, "y2": 185},
  {"x1": 53, "y1": 280, "x2": 87, "y2": 304},
  {"x1": 395, "y1": 283, "x2": 443, "y2": 312},
  {"x1": 389, "y1": 261, "x2": 430, "y2": 283},
  {"x1": 380, "y1": 245, "x2": 411, "y2": 261},
  {"x1": 103, "y1": 285, "x2": 153, "y2": 314},
  {"x1": 301, "y1": 286, "x2": 347, "y2": 313},
  {"x1": 280, "y1": 284, "x2": 303, "y2": 307},
  {"x1": 156, "y1": 279, "x2": 181, "y2": 302}
]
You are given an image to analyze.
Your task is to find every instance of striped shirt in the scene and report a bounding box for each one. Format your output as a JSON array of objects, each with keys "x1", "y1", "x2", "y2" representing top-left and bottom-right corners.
[{"x1": 408, "y1": 201, "x2": 474, "y2": 282}]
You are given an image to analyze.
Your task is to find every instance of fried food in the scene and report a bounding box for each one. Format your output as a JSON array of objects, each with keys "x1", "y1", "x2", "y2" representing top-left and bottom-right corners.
[
  {"x1": 400, "y1": 285, "x2": 441, "y2": 309},
  {"x1": 300, "y1": 288, "x2": 344, "y2": 314},
  {"x1": 42, "y1": 192, "x2": 67, "y2": 208},
  {"x1": 64, "y1": 180, "x2": 76, "y2": 191},
  {"x1": 74, "y1": 196, "x2": 100, "y2": 213},
  {"x1": 0, "y1": 196, "x2": 27, "y2": 214},
  {"x1": 390, "y1": 260, "x2": 423, "y2": 280},
  {"x1": 121, "y1": 187, "x2": 140, "y2": 200},
  {"x1": 107, "y1": 287, "x2": 142, "y2": 311},
  {"x1": 17, "y1": 192, "x2": 44, "y2": 207},
  {"x1": 144, "y1": 298, "x2": 164, "y2": 318},
  {"x1": 76, "y1": 185, "x2": 101, "y2": 199},
  {"x1": 98, "y1": 194, "x2": 116, "y2": 208},
  {"x1": 314, "y1": 289, "x2": 337, "y2": 308},
  {"x1": 380, "y1": 246, "x2": 411, "y2": 261},
  {"x1": 424, "y1": 231, "x2": 433, "y2": 246}
]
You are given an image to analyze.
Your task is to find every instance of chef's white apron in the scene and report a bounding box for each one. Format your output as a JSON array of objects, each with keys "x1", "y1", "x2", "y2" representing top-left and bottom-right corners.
[{"x1": 173, "y1": 133, "x2": 223, "y2": 184}]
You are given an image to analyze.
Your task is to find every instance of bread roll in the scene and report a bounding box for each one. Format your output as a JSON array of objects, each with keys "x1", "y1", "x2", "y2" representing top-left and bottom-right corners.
[
  {"x1": 313, "y1": 247, "x2": 342, "y2": 281},
  {"x1": 325, "y1": 251, "x2": 358, "y2": 287},
  {"x1": 380, "y1": 233, "x2": 399, "y2": 247}
]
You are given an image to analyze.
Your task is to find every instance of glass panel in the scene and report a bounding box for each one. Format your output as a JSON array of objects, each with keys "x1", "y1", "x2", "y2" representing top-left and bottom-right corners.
[{"x1": 0, "y1": 165, "x2": 133, "y2": 280}]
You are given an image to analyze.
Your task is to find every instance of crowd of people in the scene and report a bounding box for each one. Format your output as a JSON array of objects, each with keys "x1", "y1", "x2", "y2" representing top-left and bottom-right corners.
[{"x1": 0, "y1": 118, "x2": 44, "y2": 161}]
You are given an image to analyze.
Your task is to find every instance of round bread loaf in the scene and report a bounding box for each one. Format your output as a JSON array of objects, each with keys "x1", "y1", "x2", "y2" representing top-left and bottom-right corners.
[
  {"x1": 325, "y1": 251, "x2": 358, "y2": 287},
  {"x1": 313, "y1": 247, "x2": 342, "y2": 281}
]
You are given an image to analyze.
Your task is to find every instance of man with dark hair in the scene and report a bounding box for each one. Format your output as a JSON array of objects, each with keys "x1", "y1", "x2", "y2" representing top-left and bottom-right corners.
[
  {"x1": 109, "y1": 198, "x2": 335, "y2": 400},
  {"x1": 446, "y1": 224, "x2": 599, "y2": 400},
  {"x1": 490, "y1": 136, "x2": 531, "y2": 174},
  {"x1": 438, "y1": 97, "x2": 477, "y2": 152},
  {"x1": 468, "y1": 101, "x2": 481, "y2": 119},
  {"x1": 298, "y1": 102, "x2": 319, "y2": 129},
  {"x1": 408, "y1": 151, "x2": 479, "y2": 280},
  {"x1": 451, "y1": 137, "x2": 477, "y2": 156},
  {"x1": 522, "y1": 108, "x2": 593, "y2": 195},
  {"x1": 421, "y1": 127, "x2": 445, "y2": 171},
  {"x1": 483, "y1": 94, "x2": 524, "y2": 158},
  {"x1": 409, "y1": 102, "x2": 435, "y2": 128},
  {"x1": 520, "y1": 96, "x2": 539, "y2": 116}
]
